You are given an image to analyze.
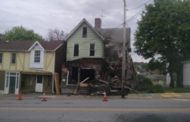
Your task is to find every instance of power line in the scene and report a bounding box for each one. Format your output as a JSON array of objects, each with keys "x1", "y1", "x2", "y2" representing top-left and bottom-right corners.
[
  {"x1": 128, "y1": 0, "x2": 152, "y2": 11},
  {"x1": 127, "y1": 0, "x2": 154, "y2": 22},
  {"x1": 127, "y1": 10, "x2": 143, "y2": 22}
]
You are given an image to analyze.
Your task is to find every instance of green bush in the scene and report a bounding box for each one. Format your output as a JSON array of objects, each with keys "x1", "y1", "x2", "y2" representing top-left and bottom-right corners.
[
  {"x1": 135, "y1": 75, "x2": 153, "y2": 91},
  {"x1": 147, "y1": 84, "x2": 164, "y2": 93},
  {"x1": 134, "y1": 75, "x2": 164, "y2": 93}
]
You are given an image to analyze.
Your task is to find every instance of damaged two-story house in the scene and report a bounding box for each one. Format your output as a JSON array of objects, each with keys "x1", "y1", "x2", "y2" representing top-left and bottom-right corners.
[
  {"x1": 63, "y1": 19, "x2": 105, "y2": 90},
  {"x1": 62, "y1": 18, "x2": 135, "y2": 94},
  {"x1": 95, "y1": 18, "x2": 136, "y2": 81},
  {"x1": 0, "y1": 40, "x2": 65, "y2": 94}
]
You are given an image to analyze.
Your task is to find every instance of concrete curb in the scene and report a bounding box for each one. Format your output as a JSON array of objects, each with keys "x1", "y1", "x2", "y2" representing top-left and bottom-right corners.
[{"x1": 0, "y1": 93, "x2": 190, "y2": 100}]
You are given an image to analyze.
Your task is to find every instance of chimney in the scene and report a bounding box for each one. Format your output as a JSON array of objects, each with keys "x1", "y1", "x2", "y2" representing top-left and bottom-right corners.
[{"x1": 95, "y1": 18, "x2": 101, "y2": 30}]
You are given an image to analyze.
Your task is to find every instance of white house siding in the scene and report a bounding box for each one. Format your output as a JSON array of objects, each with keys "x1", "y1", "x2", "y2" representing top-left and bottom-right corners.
[
  {"x1": 67, "y1": 23, "x2": 104, "y2": 61},
  {"x1": 183, "y1": 61, "x2": 190, "y2": 87}
]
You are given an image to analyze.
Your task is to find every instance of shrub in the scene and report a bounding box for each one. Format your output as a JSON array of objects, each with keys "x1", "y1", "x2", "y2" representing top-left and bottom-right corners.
[
  {"x1": 147, "y1": 84, "x2": 164, "y2": 93},
  {"x1": 134, "y1": 75, "x2": 164, "y2": 93},
  {"x1": 134, "y1": 75, "x2": 153, "y2": 91}
]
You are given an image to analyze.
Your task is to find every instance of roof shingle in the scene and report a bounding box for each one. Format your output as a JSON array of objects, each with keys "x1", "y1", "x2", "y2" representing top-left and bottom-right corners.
[{"x1": 0, "y1": 40, "x2": 63, "y2": 51}]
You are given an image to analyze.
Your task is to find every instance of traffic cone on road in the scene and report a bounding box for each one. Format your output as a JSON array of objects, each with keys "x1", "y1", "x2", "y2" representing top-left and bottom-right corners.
[
  {"x1": 103, "y1": 92, "x2": 108, "y2": 102},
  {"x1": 41, "y1": 93, "x2": 47, "y2": 102},
  {"x1": 16, "y1": 92, "x2": 23, "y2": 100}
]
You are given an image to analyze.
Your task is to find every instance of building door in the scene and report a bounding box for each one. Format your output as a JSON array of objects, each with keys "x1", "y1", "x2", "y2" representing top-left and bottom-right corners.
[
  {"x1": 9, "y1": 76, "x2": 16, "y2": 93},
  {"x1": 35, "y1": 75, "x2": 43, "y2": 92},
  {"x1": 4, "y1": 72, "x2": 20, "y2": 94}
]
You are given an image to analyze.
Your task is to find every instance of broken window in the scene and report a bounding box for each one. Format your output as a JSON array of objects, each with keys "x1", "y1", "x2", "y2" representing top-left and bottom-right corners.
[
  {"x1": 90, "y1": 43, "x2": 95, "y2": 56},
  {"x1": 82, "y1": 27, "x2": 87, "y2": 38},
  {"x1": 74, "y1": 44, "x2": 79, "y2": 56}
]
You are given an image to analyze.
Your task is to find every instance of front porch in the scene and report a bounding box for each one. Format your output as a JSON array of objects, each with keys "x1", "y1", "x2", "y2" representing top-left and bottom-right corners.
[
  {"x1": 62, "y1": 58, "x2": 105, "y2": 94},
  {"x1": 20, "y1": 72, "x2": 53, "y2": 94}
]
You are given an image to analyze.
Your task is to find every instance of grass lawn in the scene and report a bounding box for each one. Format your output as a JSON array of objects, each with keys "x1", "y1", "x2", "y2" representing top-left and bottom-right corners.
[{"x1": 164, "y1": 87, "x2": 190, "y2": 93}]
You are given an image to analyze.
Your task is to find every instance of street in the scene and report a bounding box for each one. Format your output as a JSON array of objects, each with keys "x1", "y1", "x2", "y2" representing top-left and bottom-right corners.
[{"x1": 0, "y1": 95, "x2": 190, "y2": 122}]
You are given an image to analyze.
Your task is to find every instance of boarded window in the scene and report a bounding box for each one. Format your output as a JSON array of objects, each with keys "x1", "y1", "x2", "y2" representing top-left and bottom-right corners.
[
  {"x1": 34, "y1": 50, "x2": 41, "y2": 63},
  {"x1": 90, "y1": 43, "x2": 95, "y2": 56},
  {"x1": 74, "y1": 44, "x2": 79, "y2": 56},
  {"x1": 11, "y1": 53, "x2": 16, "y2": 64},
  {"x1": 82, "y1": 27, "x2": 87, "y2": 38},
  {"x1": 0, "y1": 53, "x2": 2, "y2": 63}
]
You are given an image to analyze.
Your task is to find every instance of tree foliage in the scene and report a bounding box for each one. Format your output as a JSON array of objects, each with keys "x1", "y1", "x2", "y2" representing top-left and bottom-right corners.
[
  {"x1": 135, "y1": 0, "x2": 190, "y2": 87},
  {"x1": 3, "y1": 26, "x2": 43, "y2": 41}
]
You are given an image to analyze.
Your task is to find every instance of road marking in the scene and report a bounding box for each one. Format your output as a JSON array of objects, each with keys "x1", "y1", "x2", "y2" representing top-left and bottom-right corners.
[{"x1": 0, "y1": 107, "x2": 190, "y2": 112}]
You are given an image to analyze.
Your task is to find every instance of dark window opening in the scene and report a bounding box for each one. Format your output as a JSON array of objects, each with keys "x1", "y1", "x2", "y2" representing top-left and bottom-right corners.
[
  {"x1": 69, "y1": 67, "x2": 95, "y2": 85},
  {"x1": 11, "y1": 53, "x2": 16, "y2": 64},
  {"x1": 82, "y1": 27, "x2": 87, "y2": 38},
  {"x1": 74, "y1": 44, "x2": 79, "y2": 56},
  {"x1": 0, "y1": 53, "x2": 2, "y2": 63},
  {"x1": 90, "y1": 43, "x2": 95, "y2": 56},
  {"x1": 47, "y1": 76, "x2": 52, "y2": 87},
  {"x1": 80, "y1": 69, "x2": 95, "y2": 82},
  {"x1": 37, "y1": 75, "x2": 43, "y2": 83},
  {"x1": 70, "y1": 67, "x2": 79, "y2": 84}
]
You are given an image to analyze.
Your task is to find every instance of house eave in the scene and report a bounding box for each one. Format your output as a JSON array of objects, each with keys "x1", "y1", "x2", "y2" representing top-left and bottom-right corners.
[{"x1": 65, "y1": 18, "x2": 104, "y2": 41}]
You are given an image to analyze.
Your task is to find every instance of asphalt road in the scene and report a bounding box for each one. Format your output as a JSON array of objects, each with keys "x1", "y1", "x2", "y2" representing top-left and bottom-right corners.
[{"x1": 0, "y1": 96, "x2": 190, "y2": 122}]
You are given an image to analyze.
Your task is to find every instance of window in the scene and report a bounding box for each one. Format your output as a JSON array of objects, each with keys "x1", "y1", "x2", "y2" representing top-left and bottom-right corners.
[
  {"x1": 0, "y1": 53, "x2": 2, "y2": 63},
  {"x1": 11, "y1": 53, "x2": 16, "y2": 64},
  {"x1": 37, "y1": 75, "x2": 43, "y2": 83},
  {"x1": 82, "y1": 27, "x2": 87, "y2": 37},
  {"x1": 74, "y1": 44, "x2": 79, "y2": 56},
  {"x1": 90, "y1": 43, "x2": 95, "y2": 56},
  {"x1": 34, "y1": 50, "x2": 41, "y2": 63},
  {"x1": 29, "y1": 42, "x2": 44, "y2": 68}
]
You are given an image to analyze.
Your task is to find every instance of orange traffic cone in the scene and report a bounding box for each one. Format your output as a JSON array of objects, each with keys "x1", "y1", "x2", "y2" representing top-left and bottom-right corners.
[
  {"x1": 103, "y1": 92, "x2": 108, "y2": 102},
  {"x1": 41, "y1": 93, "x2": 47, "y2": 102},
  {"x1": 16, "y1": 92, "x2": 23, "y2": 100}
]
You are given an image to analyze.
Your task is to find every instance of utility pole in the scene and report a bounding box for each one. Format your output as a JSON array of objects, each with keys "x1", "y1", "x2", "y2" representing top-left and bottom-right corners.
[{"x1": 121, "y1": 0, "x2": 127, "y2": 98}]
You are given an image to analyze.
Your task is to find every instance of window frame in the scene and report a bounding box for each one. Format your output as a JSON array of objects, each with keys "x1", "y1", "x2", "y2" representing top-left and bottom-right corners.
[
  {"x1": 89, "y1": 43, "x2": 95, "y2": 56},
  {"x1": 0, "y1": 53, "x2": 2, "y2": 64},
  {"x1": 82, "y1": 27, "x2": 87, "y2": 38},
  {"x1": 73, "y1": 43, "x2": 79, "y2": 57},
  {"x1": 36, "y1": 75, "x2": 43, "y2": 84},
  {"x1": 11, "y1": 53, "x2": 16, "y2": 64},
  {"x1": 34, "y1": 50, "x2": 41, "y2": 63}
]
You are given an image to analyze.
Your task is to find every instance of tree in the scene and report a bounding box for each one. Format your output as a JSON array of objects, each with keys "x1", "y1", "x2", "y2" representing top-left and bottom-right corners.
[
  {"x1": 47, "y1": 29, "x2": 65, "y2": 41},
  {"x1": 135, "y1": 0, "x2": 190, "y2": 87},
  {"x1": 3, "y1": 26, "x2": 43, "y2": 41},
  {"x1": 0, "y1": 33, "x2": 4, "y2": 41}
]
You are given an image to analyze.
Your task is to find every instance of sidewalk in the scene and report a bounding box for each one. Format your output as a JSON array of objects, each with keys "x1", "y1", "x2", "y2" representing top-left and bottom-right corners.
[
  {"x1": 128, "y1": 93, "x2": 190, "y2": 99},
  {"x1": 1, "y1": 93, "x2": 190, "y2": 100}
]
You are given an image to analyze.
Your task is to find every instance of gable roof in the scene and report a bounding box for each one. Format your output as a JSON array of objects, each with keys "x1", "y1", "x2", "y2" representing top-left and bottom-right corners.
[
  {"x1": 98, "y1": 28, "x2": 130, "y2": 43},
  {"x1": 98, "y1": 28, "x2": 131, "y2": 49},
  {"x1": 65, "y1": 18, "x2": 104, "y2": 41},
  {"x1": 0, "y1": 40, "x2": 63, "y2": 52},
  {"x1": 28, "y1": 41, "x2": 44, "y2": 51}
]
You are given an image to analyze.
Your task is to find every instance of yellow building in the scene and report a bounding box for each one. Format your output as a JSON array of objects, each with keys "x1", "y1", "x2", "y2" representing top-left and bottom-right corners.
[{"x1": 0, "y1": 40, "x2": 65, "y2": 94}]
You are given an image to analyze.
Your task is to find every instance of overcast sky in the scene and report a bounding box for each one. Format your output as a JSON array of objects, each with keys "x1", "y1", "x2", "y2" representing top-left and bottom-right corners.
[{"x1": 0, "y1": 0, "x2": 153, "y2": 62}]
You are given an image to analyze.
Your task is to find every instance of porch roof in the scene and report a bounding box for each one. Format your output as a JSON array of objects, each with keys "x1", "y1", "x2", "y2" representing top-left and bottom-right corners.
[{"x1": 20, "y1": 71, "x2": 52, "y2": 75}]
